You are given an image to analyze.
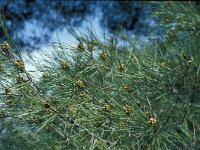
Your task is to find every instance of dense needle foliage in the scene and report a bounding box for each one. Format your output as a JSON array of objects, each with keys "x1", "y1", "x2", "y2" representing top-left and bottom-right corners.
[{"x1": 0, "y1": 1, "x2": 200, "y2": 150}]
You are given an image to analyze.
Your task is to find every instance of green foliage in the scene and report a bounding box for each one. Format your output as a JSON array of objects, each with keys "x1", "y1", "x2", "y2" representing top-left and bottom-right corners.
[{"x1": 1, "y1": 2, "x2": 200, "y2": 150}]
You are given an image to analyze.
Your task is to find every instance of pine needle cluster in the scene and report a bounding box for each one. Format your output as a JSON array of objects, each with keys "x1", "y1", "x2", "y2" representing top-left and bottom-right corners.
[{"x1": 0, "y1": 1, "x2": 200, "y2": 150}]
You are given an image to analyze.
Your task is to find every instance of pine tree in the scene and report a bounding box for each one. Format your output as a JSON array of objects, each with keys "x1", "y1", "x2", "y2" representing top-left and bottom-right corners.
[{"x1": 0, "y1": 1, "x2": 200, "y2": 149}]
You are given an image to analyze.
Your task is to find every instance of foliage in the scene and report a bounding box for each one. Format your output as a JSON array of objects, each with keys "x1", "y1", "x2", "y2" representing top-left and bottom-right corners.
[{"x1": 0, "y1": 1, "x2": 200, "y2": 150}]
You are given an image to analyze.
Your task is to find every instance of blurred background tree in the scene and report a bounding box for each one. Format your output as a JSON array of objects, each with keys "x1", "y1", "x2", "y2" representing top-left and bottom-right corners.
[{"x1": 0, "y1": 0, "x2": 154, "y2": 52}]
